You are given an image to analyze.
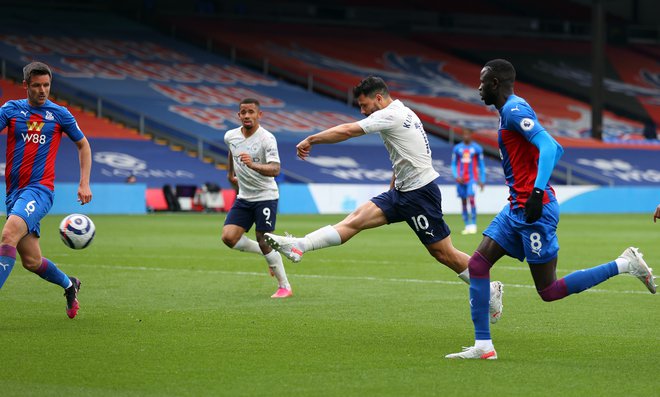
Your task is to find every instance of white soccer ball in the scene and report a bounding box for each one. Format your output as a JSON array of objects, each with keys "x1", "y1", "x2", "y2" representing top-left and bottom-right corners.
[{"x1": 59, "y1": 213, "x2": 96, "y2": 250}]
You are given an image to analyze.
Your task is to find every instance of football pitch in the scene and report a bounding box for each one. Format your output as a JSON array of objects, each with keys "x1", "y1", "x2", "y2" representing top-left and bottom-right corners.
[{"x1": 1, "y1": 213, "x2": 658, "y2": 396}]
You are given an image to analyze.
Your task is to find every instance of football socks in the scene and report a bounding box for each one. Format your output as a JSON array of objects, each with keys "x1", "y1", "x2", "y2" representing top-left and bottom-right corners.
[
  {"x1": 34, "y1": 257, "x2": 72, "y2": 289},
  {"x1": 304, "y1": 225, "x2": 341, "y2": 251},
  {"x1": 233, "y1": 235, "x2": 262, "y2": 254},
  {"x1": 469, "y1": 251, "x2": 492, "y2": 341},
  {"x1": 0, "y1": 244, "x2": 17, "y2": 289},
  {"x1": 265, "y1": 250, "x2": 290, "y2": 290}
]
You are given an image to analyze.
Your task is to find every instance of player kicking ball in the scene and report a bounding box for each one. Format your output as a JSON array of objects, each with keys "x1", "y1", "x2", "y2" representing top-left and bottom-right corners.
[
  {"x1": 445, "y1": 59, "x2": 656, "y2": 360},
  {"x1": 265, "y1": 76, "x2": 504, "y2": 321}
]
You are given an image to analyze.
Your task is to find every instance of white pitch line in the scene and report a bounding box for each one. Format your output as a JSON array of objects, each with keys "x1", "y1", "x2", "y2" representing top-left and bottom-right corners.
[
  {"x1": 67, "y1": 262, "x2": 652, "y2": 295},
  {"x1": 55, "y1": 253, "x2": 593, "y2": 274}
]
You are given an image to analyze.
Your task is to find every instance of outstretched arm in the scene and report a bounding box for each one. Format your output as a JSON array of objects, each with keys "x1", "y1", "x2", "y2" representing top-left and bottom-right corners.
[
  {"x1": 75, "y1": 137, "x2": 92, "y2": 205},
  {"x1": 296, "y1": 122, "x2": 365, "y2": 160}
]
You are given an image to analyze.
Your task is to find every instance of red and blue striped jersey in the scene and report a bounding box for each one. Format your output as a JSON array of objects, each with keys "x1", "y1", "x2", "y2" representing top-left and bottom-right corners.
[
  {"x1": 0, "y1": 99, "x2": 85, "y2": 193},
  {"x1": 498, "y1": 94, "x2": 556, "y2": 208},
  {"x1": 451, "y1": 141, "x2": 486, "y2": 184}
]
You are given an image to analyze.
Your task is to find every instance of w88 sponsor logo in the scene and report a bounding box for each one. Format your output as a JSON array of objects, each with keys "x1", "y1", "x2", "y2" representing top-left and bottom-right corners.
[{"x1": 22, "y1": 132, "x2": 47, "y2": 144}]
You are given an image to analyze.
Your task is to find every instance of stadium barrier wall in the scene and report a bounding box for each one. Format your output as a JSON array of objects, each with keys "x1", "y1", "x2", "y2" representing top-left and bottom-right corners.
[
  {"x1": 279, "y1": 184, "x2": 660, "y2": 215},
  {"x1": 0, "y1": 183, "x2": 147, "y2": 215}
]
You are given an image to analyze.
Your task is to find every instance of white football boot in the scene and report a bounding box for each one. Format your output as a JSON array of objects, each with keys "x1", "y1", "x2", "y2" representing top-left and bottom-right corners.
[
  {"x1": 489, "y1": 281, "x2": 504, "y2": 324},
  {"x1": 619, "y1": 247, "x2": 656, "y2": 294},
  {"x1": 445, "y1": 346, "x2": 497, "y2": 360},
  {"x1": 264, "y1": 233, "x2": 304, "y2": 263}
]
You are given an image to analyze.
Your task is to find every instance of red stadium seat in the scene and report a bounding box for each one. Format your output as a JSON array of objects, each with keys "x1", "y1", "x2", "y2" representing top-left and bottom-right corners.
[
  {"x1": 146, "y1": 188, "x2": 169, "y2": 211},
  {"x1": 221, "y1": 189, "x2": 237, "y2": 212}
]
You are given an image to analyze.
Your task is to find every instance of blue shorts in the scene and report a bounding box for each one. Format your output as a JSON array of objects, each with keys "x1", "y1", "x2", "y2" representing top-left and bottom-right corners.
[
  {"x1": 483, "y1": 201, "x2": 560, "y2": 264},
  {"x1": 371, "y1": 182, "x2": 451, "y2": 245},
  {"x1": 456, "y1": 182, "x2": 475, "y2": 199},
  {"x1": 5, "y1": 185, "x2": 54, "y2": 238},
  {"x1": 224, "y1": 198, "x2": 278, "y2": 233}
]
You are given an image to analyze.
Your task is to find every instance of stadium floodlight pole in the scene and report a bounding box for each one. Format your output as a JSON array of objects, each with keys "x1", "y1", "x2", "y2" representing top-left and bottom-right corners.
[{"x1": 591, "y1": 0, "x2": 605, "y2": 140}]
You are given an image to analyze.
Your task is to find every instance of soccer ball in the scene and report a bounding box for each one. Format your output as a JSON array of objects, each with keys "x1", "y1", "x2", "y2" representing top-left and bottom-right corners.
[{"x1": 59, "y1": 213, "x2": 96, "y2": 249}]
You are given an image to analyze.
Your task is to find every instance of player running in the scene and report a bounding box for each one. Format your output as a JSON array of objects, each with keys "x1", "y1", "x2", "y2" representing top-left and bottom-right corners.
[
  {"x1": 0, "y1": 62, "x2": 92, "y2": 318},
  {"x1": 451, "y1": 129, "x2": 486, "y2": 234},
  {"x1": 221, "y1": 98, "x2": 292, "y2": 298},
  {"x1": 446, "y1": 59, "x2": 657, "y2": 360},
  {"x1": 264, "y1": 76, "x2": 504, "y2": 319}
]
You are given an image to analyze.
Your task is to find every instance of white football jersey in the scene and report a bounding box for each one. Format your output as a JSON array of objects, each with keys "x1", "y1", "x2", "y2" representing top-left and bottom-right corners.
[
  {"x1": 224, "y1": 126, "x2": 280, "y2": 201},
  {"x1": 357, "y1": 100, "x2": 439, "y2": 191}
]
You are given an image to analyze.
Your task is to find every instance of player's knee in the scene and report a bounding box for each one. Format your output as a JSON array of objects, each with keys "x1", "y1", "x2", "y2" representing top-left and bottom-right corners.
[
  {"x1": 20, "y1": 256, "x2": 41, "y2": 272},
  {"x1": 1, "y1": 228, "x2": 21, "y2": 246},
  {"x1": 468, "y1": 252, "x2": 490, "y2": 278},
  {"x1": 221, "y1": 232, "x2": 238, "y2": 248}
]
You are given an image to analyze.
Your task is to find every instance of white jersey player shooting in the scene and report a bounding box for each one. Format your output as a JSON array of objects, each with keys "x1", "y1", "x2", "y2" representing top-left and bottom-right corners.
[{"x1": 265, "y1": 76, "x2": 504, "y2": 319}]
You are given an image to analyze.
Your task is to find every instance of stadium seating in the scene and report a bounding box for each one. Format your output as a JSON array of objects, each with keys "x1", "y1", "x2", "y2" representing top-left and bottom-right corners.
[
  {"x1": 413, "y1": 32, "x2": 660, "y2": 139},
  {"x1": 1, "y1": 77, "x2": 230, "y2": 199},
  {"x1": 2, "y1": 7, "x2": 657, "y2": 187},
  {"x1": 1, "y1": 79, "x2": 147, "y2": 140},
  {"x1": 157, "y1": 18, "x2": 657, "y2": 148}
]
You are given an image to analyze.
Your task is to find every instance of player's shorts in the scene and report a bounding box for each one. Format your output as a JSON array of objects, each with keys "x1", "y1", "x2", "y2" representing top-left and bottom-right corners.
[
  {"x1": 224, "y1": 198, "x2": 278, "y2": 232},
  {"x1": 370, "y1": 182, "x2": 451, "y2": 245},
  {"x1": 483, "y1": 200, "x2": 559, "y2": 264},
  {"x1": 456, "y1": 182, "x2": 476, "y2": 199},
  {"x1": 5, "y1": 185, "x2": 54, "y2": 238}
]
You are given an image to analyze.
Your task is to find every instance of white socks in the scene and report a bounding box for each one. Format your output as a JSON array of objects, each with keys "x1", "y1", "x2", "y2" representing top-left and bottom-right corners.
[
  {"x1": 458, "y1": 269, "x2": 470, "y2": 284},
  {"x1": 614, "y1": 257, "x2": 629, "y2": 274},
  {"x1": 302, "y1": 225, "x2": 341, "y2": 252},
  {"x1": 475, "y1": 339, "x2": 494, "y2": 351},
  {"x1": 265, "y1": 250, "x2": 290, "y2": 289},
  {"x1": 232, "y1": 235, "x2": 262, "y2": 254}
]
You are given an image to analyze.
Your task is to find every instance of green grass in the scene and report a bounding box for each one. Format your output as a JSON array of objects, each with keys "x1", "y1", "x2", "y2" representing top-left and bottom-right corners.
[{"x1": 1, "y1": 213, "x2": 658, "y2": 396}]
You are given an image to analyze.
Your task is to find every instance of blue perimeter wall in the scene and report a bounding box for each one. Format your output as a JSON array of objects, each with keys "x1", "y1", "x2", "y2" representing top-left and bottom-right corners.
[
  {"x1": 0, "y1": 183, "x2": 146, "y2": 215},
  {"x1": 278, "y1": 184, "x2": 660, "y2": 215},
  {"x1": 1, "y1": 184, "x2": 655, "y2": 215}
]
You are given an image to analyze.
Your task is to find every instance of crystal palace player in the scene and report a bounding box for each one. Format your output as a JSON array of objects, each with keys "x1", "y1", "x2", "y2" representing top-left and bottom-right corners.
[
  {"x1": 0, "y1": 62, "x2": 92, "y2": 318},
  {"x1": 451, "y1": 128, "x2": 486, "y2": 235},
  {"x1": 446, "y1": 59, "x2": 656, "y2": 360}
]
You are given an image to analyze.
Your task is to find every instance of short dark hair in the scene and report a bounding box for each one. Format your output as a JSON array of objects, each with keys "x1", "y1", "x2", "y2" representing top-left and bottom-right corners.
[
  {"x1": 23, "y1": 62, "x2": 52, "y2": 83},
  {"x1": 239, "y1": 97, "x2": 260, "y2": 108},
  {"x1": 353, "y1": 76, "x2": 389, "y2": 98},
  {"x1": 484, "y1": 59, "x2": 516, "y2": 83}
]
